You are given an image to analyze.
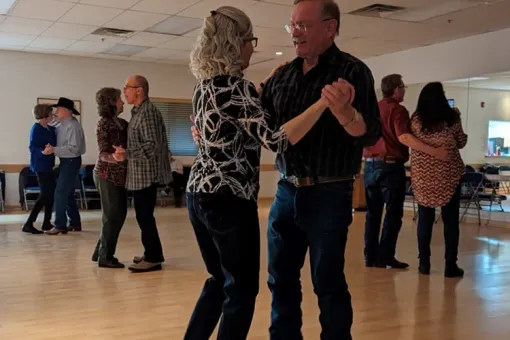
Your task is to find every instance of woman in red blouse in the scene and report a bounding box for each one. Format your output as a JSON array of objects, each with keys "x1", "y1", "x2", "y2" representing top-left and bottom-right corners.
[
  {"x1": 91, "y1": 87, "x2": 128, "y2": 268},
  {"x1": 410, "y1": 82, "x2": 467, "y2": 278}
]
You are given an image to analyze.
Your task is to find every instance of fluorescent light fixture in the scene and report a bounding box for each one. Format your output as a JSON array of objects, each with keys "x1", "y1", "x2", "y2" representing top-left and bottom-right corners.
[
  {"x1": 145, "y1": 16, "x2": 203, "y2": 36},
  {"x1": 102, "y1": 44, "x2": 148, "y2": 56},
  {"x1": 0, "y1": 0, "x2": 17, "y2": 15},
  {"x1": 445, "y1": 77, "x2": 489, "y2": 83},
  {"x1": 275, "y1": 51, "x2": 283, "y2": 55}
]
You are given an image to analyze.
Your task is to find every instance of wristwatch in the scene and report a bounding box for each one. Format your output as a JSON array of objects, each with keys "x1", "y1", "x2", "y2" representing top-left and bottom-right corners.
[{"x1": 342, "y1": 108, "x2": 360, "y2": 127}]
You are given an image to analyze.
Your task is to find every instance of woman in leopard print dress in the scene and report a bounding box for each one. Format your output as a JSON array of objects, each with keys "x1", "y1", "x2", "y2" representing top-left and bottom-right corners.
[{"x1": 410, "y1": 82, "x2": 467, "y2": 278}]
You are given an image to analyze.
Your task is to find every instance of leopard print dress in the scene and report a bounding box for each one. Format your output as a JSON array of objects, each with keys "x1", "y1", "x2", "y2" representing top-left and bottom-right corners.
[{"x1": 410, "y1": 113, "x2": 468, "y2": 208}]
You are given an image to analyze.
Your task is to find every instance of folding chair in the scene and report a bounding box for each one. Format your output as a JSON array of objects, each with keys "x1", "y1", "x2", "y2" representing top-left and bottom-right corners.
[
  {"x1": 80, "y1": 165, "x2": 100, "y2": 210},
  {"x1": 460, "y1": 172, "x2": 484, "y2": 225},
  {"x1": 20, "y1": 167, "x2": 40, "y2": 211}
]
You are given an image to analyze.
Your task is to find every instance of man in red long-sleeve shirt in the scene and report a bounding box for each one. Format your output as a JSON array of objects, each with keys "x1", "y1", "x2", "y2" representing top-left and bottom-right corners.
[{"x1": 363, "y1": 74, "x2": 448, "y2": 269}]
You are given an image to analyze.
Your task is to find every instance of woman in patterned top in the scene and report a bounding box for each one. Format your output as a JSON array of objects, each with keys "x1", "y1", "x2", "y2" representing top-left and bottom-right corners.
[
  {"x1": 91, "y1": 87, "x2": 128, "y2": 269},
  {"x1": 410, "y1": 82, "x2": 468, "y2": 278},
  {"x1": 185, "y1": 6, "x2": 329, "y2": 339}
]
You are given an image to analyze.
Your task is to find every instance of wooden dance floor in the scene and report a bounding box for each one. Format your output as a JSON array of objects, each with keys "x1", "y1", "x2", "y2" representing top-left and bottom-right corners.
[{"x1": 1, "y1": 201, "x2": 510, "y2": 339}]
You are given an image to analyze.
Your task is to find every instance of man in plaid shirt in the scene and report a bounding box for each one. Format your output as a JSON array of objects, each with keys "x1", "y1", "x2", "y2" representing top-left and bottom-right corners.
[{"x1": 114, "y1": 75, "x2": 172, "y2": 273}]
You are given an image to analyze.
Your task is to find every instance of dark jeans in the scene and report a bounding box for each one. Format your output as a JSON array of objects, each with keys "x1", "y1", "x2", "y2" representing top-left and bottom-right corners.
[
  {"x1": 417, "y1": 185, "x2": 461, "y2": 263},
  {"x1": 26, "y1": 171, "x2": 56, "y2": 225},
  {"x1": 363, "y1": 161, "x2": 406, "y2": 262},
  {"x1": 54, "y1": 157, "x2": 81, "y2": 230},
  {"x1": 133, "y1": 183, "x2": 164, "y2": 263},
  {"x1": 268, "y1": 179, "x2": 353, "y2": 340},
  {"x1": 185, "y1": 192, "x2": 260, "y2": 340},
  {"x1": 93, "y1": 175, "x2": 127, "y2": 262}
]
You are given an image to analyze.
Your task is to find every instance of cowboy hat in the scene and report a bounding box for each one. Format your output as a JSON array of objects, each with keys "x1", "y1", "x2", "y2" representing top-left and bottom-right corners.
[{"x1": 51, "y1": 97, "x2": 80, "y2": 115}]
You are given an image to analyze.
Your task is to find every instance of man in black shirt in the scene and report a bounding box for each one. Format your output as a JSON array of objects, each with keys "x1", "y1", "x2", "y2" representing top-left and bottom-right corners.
[{"x1": 262, "y1": 1, "x2": 380, "y2": 339}]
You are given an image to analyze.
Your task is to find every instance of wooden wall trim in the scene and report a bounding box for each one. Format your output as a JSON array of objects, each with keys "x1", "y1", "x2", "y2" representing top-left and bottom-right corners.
[{"x1": 151, "y1": 97, "x2": 192, "y2": 104}]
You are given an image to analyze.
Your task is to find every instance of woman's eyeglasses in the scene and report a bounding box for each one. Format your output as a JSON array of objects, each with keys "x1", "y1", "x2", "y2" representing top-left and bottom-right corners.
[{"x1": 245, "y1": 37, "x2": 258, "y2": 48}]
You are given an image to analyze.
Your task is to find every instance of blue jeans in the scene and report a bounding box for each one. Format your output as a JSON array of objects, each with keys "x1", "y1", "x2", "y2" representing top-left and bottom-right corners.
[
  {"x1": 363, "y1": 161, "x2": 406, "y2": 262},
  {"x1": 185, "y1": 193, "x2": 260, "y2": 340},
  {"x1": 267, "y1": 179, "x2": 353, "y2": 340},
  {"x1": 54, "y1": 157, "x2": 81, "y2": 230}
]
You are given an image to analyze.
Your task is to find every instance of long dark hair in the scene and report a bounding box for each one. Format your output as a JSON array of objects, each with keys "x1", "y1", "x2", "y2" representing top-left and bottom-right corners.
[
  {"x1": 96, "y1": 87, "x2": 121, "y2": 118},
  {"x1": 415, "y1": 82, "x2": 458, "y2": 133}
]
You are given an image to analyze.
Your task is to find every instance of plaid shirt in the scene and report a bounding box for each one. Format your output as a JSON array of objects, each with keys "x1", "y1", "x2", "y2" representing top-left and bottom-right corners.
[
  {"x1": 261, "y1": 43, "x2": 381, "y2": 178},
  {"x1": 126, "y1": 99, "x2": 172, "y2": 190}
]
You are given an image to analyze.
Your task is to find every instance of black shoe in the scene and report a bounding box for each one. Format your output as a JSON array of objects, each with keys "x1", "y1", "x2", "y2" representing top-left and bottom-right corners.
[
  {"x1": 365, "y1": 258, "x2": 375, "y2": 267},
  {"x1": 21, "y1": 223, "x2": 43, "y2": 234},
  {"x1": 91, "y1": 252, "x2": 98, "y2": 262},
  {"x1": 445, "y1": 262, "x2": 464, "y2": 278},
  {"x1": 375, "y1": 258, "x2": 409, "y2": 269},
  {"x1": 41, "y1": 222, "x2": 54, "y2": 231},
  {"x1": 98, "y1": 260, "x2": 125, "y2": 269},
  {"x1": 387, "y1": 258, "x2": 409, "y2": 269},
  {"x1": 418, "y1": 261, "x2": 431, "y2": 275}
]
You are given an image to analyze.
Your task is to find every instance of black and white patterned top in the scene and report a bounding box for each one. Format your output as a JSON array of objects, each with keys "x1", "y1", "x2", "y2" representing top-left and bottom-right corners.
[{"x1": 187, "y1": 75, "x2": 289, "y2": 202}]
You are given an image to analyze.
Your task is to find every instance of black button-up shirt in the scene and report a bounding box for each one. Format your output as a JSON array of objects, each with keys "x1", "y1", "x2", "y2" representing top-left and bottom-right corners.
[{"x1": 261, "y1": 43, "x2": 381, "y2": 178}]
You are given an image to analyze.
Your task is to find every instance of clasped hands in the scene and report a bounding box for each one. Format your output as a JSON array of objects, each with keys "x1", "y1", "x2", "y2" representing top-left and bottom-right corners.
[
  {"x1": 320, "y1": 78, "x2": 356, "y2": 125},
  {"x1": 112, "y1": 145, "x2": 127, "y2": 162},
  {"x1": 41, "y1": 144, "x2": 54, "y2": 155}
]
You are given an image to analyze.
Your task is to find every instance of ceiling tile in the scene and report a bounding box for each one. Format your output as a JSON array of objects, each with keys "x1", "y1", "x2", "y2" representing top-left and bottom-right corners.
[
  {"x1": 102, "y1": 43, "x2": 149, "y2": 56},
  {"x1": 42, "y1": 22, "x2": 96, "y2": 39},
  {"x1": 254, "y1": 26, "x2": 291, "y2": 48},
  {"x1": 59, "y1": 4, "x2": 124, "y2": 26},
  {"x1": 133, "y1": 47, "x2": 178, "y2": 59},
  {"x1": 0, "y1": 32, "x2": 36, "y2": 47},
  {"x1": 131, "y1": 0, "x2": 202, "y2": 15},
  {"x1": 59, "y1": 50, "x2": 95, "y2": 57},
  {"x1": 24, "y1": 47, "x2": 62, "y2": 54},
  {"x1": 82, "y1": 34, "x2": 126, "y2": 44},
  {"x1": 105, "y1": 10, "x2": 168, "y2": 31},
  {"x1": 29, "y1": 36, "x2": 76, "y2": 50},
  {"x1": 9, "y1": 0, "x2": 75, "y2": 21},
  {"x1": 163, "y1": 49, "x2": 191, "y2": 61},
  {"x1": 183, "y1": 28, "x2": 200, "y2": 37},
  {"x1": 160, "y1": 36, "x2": 196, "y2": 50},
  {"x1": 0, "y1": 17, "x2": 52, "y2": 35},
  {"x1": 245, "y1": 2, "x2": 291, "y2": 29},
  {"x1": 122, "y1": 32, "x2": 173, "y2": 47},
  {"x1": 78, "y1": 0, "x2": 140, "y2": 9},
  {"x1": 178, "y1": 0, "x2": 259, "y2": 19},
  {"x1": 65, "y1": 40, "x2": 116, "y2": 53}
]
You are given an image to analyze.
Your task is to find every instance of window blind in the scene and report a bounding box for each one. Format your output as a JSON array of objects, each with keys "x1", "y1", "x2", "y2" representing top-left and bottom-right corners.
[{"x1": 154, "y1": 100, "x2": 198, "y2": 156}]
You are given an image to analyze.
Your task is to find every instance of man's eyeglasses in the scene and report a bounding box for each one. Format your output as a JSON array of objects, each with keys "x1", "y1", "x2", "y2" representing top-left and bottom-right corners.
[{"x1": 284, "y1": 18, "x2": 333, "y2": 34}]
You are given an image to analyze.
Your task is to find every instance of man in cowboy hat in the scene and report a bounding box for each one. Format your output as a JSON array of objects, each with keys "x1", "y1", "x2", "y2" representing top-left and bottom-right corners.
[{"x1": 43, "y1": 97, "x2": 86, "y2": 235}]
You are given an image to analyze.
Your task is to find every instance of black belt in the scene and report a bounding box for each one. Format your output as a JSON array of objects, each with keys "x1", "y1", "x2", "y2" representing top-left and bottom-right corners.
[
  {"x1": 365, "y1": 157, "x2": 403, "y2": 164},
  {"x1": 281, "y1": 175, "x2": 353, "y2": 187}
]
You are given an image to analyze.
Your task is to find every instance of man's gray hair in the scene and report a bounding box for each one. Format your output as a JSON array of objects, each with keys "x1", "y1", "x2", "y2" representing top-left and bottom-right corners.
[{"x1": 293, "y1": 0, "x2": 340, "y2": 35}]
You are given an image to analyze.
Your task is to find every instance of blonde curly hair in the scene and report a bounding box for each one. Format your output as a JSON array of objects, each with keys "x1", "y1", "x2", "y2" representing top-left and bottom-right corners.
[{"x1": 190, "y1": 6, "x2": 254, "y2": 80}]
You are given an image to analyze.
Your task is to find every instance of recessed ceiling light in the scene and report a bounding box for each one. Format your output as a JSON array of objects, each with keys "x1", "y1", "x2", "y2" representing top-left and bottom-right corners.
[{"x1": 275, "y1": 51, "x2": 283, "y2": 55}]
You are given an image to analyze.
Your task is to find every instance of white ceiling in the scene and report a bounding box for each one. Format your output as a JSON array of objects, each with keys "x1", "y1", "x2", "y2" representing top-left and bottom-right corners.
[
  {"x1": 0, "y1": 0, "x2": 510, "y2": 69},
  {"x1": 446, "y1": 71, "x2": 510, "y2": 91}
]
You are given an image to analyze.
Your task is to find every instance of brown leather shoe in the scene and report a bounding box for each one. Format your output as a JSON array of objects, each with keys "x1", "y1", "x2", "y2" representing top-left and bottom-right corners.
[
  {"x1": 45, "y1": 227, "x2": 68, "y2": 235},
  {"x1": 67, "y1": 225, "x2": 82, "y2": 232}
]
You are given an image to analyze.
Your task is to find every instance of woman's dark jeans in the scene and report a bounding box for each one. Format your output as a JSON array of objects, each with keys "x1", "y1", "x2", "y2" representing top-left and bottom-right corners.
[{"x1": 184, "y1": 192, "x2": 260, "y2": 340}]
